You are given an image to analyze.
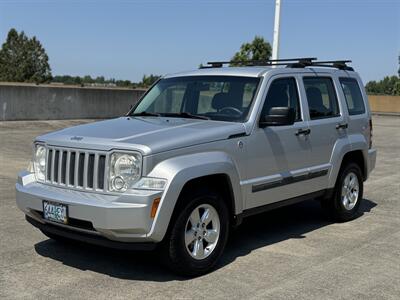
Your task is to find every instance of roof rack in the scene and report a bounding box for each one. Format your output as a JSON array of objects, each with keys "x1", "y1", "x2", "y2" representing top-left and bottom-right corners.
[{"x1": 200, "y1": 58, "x2": 353, "y2": 71}]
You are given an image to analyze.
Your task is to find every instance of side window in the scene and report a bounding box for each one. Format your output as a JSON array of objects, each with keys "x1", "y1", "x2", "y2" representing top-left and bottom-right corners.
[
  {"x1": 262, "y1": 77, "x2": 301, "y2": 121},
  {"x1": 303, "y1": 77, "x2": 340, "y2": 119},
  {"x1": 339, "y1": 78, "x2": 366, "y2": 115}
]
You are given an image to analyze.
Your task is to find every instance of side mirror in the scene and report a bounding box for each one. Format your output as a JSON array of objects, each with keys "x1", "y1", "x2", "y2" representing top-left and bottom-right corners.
[{"x1": 259, "y1": 107, "x2": 295, "y2": 127}]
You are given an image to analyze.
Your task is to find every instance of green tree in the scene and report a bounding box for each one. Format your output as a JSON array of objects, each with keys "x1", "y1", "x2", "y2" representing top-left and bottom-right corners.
[
  {"x1": 365, "y1": 76, "x2": 400, "y2": 96},
  {"x1": 231, "y1": 36, "x2": 272, "y2": 66},
  {"x1": 0, "y1": 28, "x2": 51, "y2": 83},
  {"x1": 140, "y1": 74, "x2": 161, "y2": 87}
]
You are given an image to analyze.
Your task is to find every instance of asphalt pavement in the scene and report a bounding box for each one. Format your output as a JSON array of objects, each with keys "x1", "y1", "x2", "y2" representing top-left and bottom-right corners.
[{"x1": 0, "y1": 116, "x2": 399, "y2": 299}]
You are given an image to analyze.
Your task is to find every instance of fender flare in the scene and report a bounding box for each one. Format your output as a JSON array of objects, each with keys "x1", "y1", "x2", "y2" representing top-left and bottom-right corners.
[
  {"x1": 328, "y1": 133, "x2": 368, "y2": 188},
  {"x1": 145, "y1": 151, "x2": 242, "y2": 242}
]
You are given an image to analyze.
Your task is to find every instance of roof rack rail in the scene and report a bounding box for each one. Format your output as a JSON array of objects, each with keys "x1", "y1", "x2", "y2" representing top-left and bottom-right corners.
[
  {"x1": 200, "y1": 58, "x2": 354, "y2": 71},
  {"x1": 201, "y1": 57, "x2": 317, "y2": 68},
  {"x1": 288, "y1": 59, "x2": 353, "y2": 71}
]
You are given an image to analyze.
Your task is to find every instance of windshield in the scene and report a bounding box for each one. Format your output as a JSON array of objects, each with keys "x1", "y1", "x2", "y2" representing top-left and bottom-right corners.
[{"x1": 130, "y1": 76, "x2": 260, "y2": 122}]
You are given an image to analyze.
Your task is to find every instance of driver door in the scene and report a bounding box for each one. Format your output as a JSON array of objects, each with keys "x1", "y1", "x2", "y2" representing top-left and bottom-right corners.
[{"x1": 244, "y1": 76, "x2": 314, "y2": 209}]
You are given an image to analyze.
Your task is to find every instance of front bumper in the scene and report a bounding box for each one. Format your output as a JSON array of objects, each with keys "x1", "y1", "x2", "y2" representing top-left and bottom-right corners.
[
  {"x1": 26, "y1": 215, "x2": 156, "y2": 250},
  {"x1": 16, "y1": 171, "x2": 163, "y2": 243}
]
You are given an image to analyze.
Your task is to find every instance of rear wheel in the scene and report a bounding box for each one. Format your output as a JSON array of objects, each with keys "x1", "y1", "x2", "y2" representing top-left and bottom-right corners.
[
  {"x1": 322, "y1": 162, "x2": 363, "y2": 222},
  {"x1": 161, "y1": 189, "x2": 229, "y2": 276}
]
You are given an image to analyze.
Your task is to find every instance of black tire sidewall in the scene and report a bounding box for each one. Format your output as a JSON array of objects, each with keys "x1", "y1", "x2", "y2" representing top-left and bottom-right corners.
[
  {"x1": 332, "y1": 163, "x2": 364, "y2": 221},
  {"x1": 163, "y1": 190, "x2": 229, "y2": 276}
]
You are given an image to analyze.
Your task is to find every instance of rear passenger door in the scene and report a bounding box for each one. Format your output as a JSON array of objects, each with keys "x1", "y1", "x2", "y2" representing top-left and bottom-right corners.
[{"x1": 301, "y1": 76, "x2": 348, "y2": 189}]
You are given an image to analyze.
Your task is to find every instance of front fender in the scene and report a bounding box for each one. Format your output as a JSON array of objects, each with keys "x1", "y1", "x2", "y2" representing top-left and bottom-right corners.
[{"x1": 145, "y1": 151, "x2": 242, "y2": 242}]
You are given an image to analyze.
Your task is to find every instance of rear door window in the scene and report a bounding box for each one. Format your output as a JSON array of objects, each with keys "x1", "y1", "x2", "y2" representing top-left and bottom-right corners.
[
  {"x1": 339, "y1": 78, "x2": 366, "y2": 115},
  {"x1": 303, "y1": 77, "x2": 340, "y2": 119}
]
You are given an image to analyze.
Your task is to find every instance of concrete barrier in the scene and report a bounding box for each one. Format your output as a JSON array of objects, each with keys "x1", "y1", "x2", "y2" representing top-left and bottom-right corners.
[
  {"x1": 368, "y1": 95, "x2": 400, "y2": 114},
  {"x1": 0, "y1": 82, "x2": 146, "y2": 121},
  {"x1": 1, "y1": 83, "x2": 399, "y2": 121}
]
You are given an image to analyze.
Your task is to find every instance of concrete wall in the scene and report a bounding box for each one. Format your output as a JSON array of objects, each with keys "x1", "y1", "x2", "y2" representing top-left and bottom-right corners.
[
  {"x1": 368, "y1": 95, "x2": 400, "y2": 114},
  {"x1": 0, "y1": 83, "x2": 146, "y2": 121},
  {"x1": 1, "y1": 83, "x2": 399, "y2": 121}
]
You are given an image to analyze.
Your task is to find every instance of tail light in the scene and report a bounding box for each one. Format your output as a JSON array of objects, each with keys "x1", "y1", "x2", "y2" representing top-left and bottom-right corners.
[{"x1": 369, "y1": 118, "x2": 373, "y2": 149}]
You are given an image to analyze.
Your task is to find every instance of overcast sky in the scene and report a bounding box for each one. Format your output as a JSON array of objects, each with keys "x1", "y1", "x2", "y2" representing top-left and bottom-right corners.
[{"x1": 0, "y1": 0, "x2": 399, "y2": 83}]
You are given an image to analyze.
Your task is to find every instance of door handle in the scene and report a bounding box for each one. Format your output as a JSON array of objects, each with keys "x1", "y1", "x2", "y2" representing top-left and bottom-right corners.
[
  {"x1": 295, "y1": 128, "x2": 311, "y2": 136},
  {"x1": 336, "y1": 123, "x2": 348, "y2": 130}
]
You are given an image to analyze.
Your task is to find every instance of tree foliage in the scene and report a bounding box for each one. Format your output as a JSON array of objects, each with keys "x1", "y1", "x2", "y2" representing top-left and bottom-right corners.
[
  {"x1": 52, "y1": 75, "x2": 136, "y2": 88},
  {"x1": 139, "y1": 74, "x2": 161, "y2": 87},
  {"x1": 365, "y1": 76, "x2": 400, "y2": 96},
  {"x1": 0, "y1": 28, "x2": 52, "y2": 83},
  {"x1": 51, "y1": 74, "x2": 161, "y2": 88},
  {"x1": 231, "y1": 36, "x2": 272, "y2": 66}
]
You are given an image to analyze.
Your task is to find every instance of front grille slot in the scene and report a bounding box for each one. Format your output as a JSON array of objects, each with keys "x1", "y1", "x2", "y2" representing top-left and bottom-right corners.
[
  {"x1": 98, "y1": 155, "x2": 106, "y2": 189},
  {"x1": 61, "y1": 151, "x2": 67, "y2": 184},
  {"x1": 78, "y1": 153, "x2": 85, "y2": 187},
  {"x1": 45, "y1": 147, "x2": 107, "y2": 192},
  {"x1": 87, "y1": 154, "x2": 95, "y2": 188},
  {"x1": 47, "y1": 149, "x2": 53, "y2": 181},
  {"x1": 54, "y1": 150, "x2": 60, "y2": 182},
  {"x1": 69, "y1": 152, "x2": 76, "y2": 185}
]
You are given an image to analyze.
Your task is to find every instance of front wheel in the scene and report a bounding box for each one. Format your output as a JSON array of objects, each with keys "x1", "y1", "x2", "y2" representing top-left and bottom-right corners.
[
  {"x1": 161, "y1": 189, "x2": 229, "y2": 276},
  {"x1": 322, "y1": 162, "x2": 364, "y2": 222}
]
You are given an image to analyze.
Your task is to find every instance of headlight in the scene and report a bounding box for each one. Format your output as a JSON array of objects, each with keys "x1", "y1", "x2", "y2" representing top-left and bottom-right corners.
[
  {"x1": 33, "y1": 144, "x2": 46, "y2": 181},
  {"x1": 109, "y1": 152, "x2": 142, "y2": 192}
]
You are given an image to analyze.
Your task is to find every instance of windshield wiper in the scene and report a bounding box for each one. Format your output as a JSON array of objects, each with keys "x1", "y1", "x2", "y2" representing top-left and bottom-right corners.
[
  {"x1": 131, "y1": 111, "x2": 161, "y2": 117},
  {"x1": 162, "y1": 112, "x2": 210, "y2": 120}
]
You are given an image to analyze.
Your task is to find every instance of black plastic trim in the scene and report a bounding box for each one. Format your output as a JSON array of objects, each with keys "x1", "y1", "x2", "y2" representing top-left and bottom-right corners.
[
  {"x1": 228, "y1": 132, "x2": 247, "y2": 139},
  {"x1": 252, "y1": 169, "x2": 328, "y2": 193},
  {"x1": 234, "y1": 189, "x2": 328, "y2": 226},
  {"x1": 26, "y1": 215, "x2": 157, "y2": 251}
]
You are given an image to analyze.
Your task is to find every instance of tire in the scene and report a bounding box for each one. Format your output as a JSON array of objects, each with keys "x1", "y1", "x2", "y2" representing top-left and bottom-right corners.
[
  {"x1": 161, "y1": 188, "x2": 230, "y2": 277},
  {"x1": 322, "y1": 162, "x2": 363, "y2": 222}
]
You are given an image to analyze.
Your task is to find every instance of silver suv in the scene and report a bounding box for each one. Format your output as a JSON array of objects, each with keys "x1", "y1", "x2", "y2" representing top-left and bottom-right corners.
[{"x1": 16, "y1": 58, "x2": 376, "y2": 276}]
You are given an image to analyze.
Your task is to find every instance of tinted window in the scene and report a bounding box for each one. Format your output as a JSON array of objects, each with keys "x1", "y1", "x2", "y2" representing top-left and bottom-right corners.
[
  {"x1": 303, "y1": 77, "x2": 340, "y2": 119},
  {"x1": 132, "y1": 76, "x2": 260, "y2": 122},
  {"x1": 262, "y1": 77, "x2": 301, "y2": 121},
  {"x1": 339, "y1": 78, "x2": 366, "y2": 115}
]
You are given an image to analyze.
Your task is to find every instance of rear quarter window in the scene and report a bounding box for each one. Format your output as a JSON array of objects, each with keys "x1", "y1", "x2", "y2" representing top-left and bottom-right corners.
[{"x1": 339, "y1": 78, "x2": 366, "y2": 115}]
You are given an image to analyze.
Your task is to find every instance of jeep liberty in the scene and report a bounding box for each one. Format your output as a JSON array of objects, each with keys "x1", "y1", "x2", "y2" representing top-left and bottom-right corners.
[{"x1": 16, "y1": 58, "x2": 377, "y2": 276}]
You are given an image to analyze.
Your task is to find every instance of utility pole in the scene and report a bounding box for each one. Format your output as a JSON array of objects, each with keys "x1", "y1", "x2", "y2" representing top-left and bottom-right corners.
[{"x1": 272, "y1": 0, "x2": 281, "y2": 61}]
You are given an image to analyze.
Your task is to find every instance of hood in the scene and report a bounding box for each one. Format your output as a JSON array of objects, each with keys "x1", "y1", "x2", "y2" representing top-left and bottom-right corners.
[{"x1": 37, "y1": 117, "x2": 246, "y2": 155}]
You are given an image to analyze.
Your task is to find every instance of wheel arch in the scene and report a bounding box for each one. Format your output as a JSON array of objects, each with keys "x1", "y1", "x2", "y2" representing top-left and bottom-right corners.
[
  {"x1": 328, "y1": 133, "x2": 368, "y2": 187},
  {"x1": 145, "y1": 151, "x2": 242, "y2": 242},
  {"x1": 172, "y1": 174, "x2": 237, "y2": 228},
  {"x1": 340, "y1": 150, "x2": 367, "y2": 180}
]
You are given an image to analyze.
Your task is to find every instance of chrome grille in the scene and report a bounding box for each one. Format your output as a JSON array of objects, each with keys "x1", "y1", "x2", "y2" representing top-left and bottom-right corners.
[{"x1": 45, "y1": 147, "x2": 107, "y2": 192}]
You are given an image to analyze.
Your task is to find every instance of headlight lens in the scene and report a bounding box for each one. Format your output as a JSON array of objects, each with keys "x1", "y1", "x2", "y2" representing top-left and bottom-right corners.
[
  {"x1": 109, "y1": 152, "x2": 141, "y2": 192},
  {"x1": 33, "y1": 144, "x2": 46, "y2": 181}
]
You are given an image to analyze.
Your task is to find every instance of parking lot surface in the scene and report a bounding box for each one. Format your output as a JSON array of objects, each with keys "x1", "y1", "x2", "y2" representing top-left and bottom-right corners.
[{"x1": 1, "y1": 116, "x2": 399, "y2": 299}]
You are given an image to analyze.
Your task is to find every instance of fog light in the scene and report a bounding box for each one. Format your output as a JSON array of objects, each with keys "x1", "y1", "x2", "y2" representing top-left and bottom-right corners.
[{"x1": 113, "y1": 176, "x2": 126, "y2": 191}]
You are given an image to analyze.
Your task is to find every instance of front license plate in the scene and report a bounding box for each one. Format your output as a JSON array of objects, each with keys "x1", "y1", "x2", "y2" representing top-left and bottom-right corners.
[{"x1": 43, "y1": 201, "x2": 68, "y2": 224}]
